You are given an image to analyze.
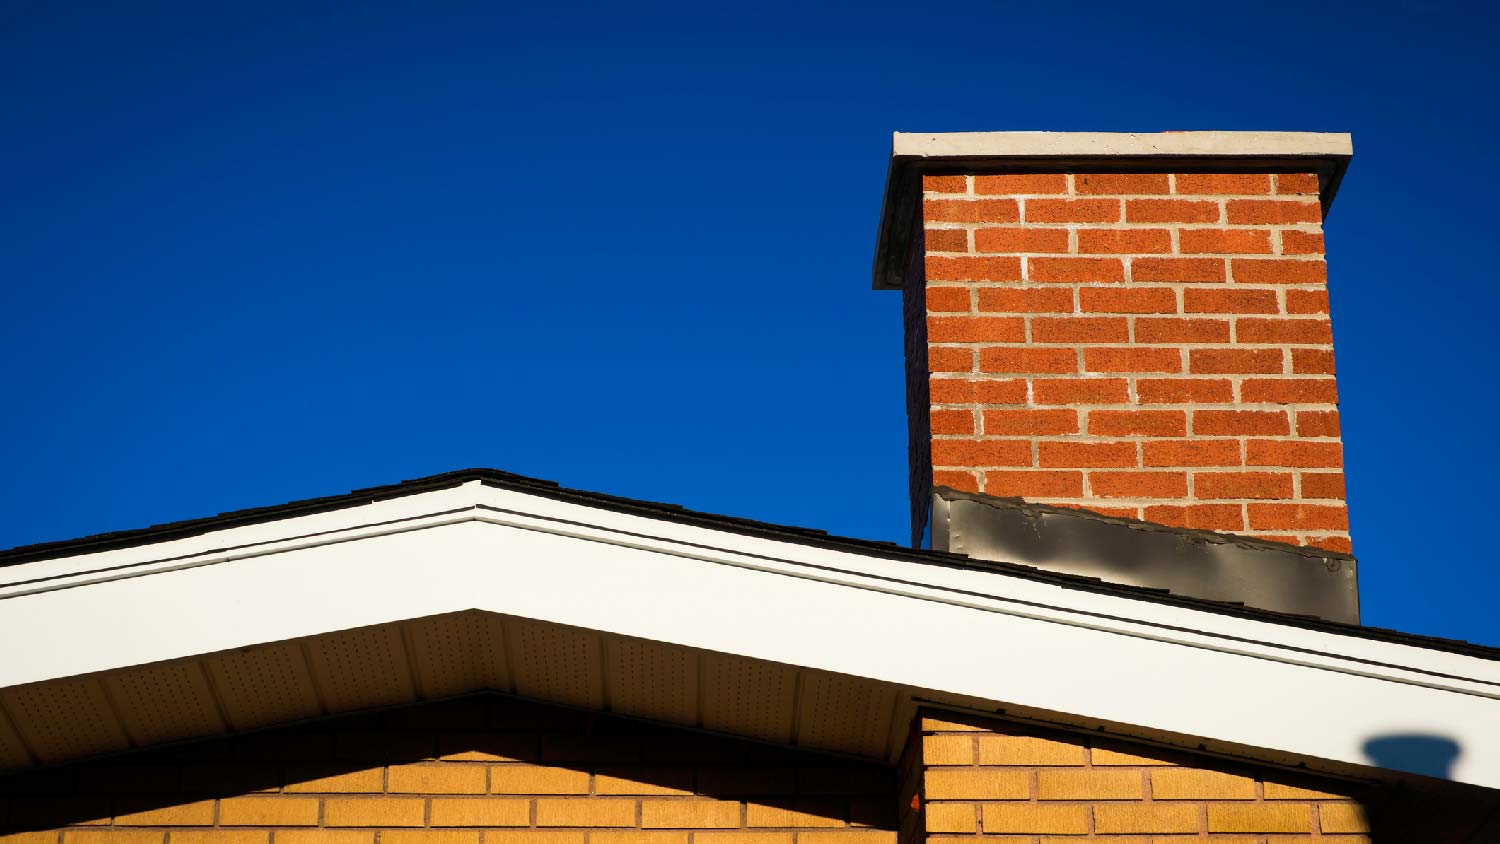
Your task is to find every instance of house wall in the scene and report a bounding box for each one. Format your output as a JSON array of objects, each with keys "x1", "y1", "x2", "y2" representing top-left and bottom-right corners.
[
  {"x1": 909, "y1": 709, "x2": 1371, "y2": 842},
  {"x1": 0, "y1": 696, "x2": 895, "y2": 844},
  {"x1": 918, "y1": 171, "x2": 1349, "y2": 551}
]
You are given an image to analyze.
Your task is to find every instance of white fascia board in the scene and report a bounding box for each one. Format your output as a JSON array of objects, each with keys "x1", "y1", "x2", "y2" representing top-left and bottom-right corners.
[
  {"x1": 892, "y1": 131, "x2": 1354, "y2": 161},
  {"x1": 0, "y1": 482, "x2": 1497, "y2": 788}
]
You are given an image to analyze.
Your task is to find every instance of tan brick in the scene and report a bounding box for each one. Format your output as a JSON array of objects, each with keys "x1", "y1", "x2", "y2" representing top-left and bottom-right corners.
[
  {"x1": 977, "y1": 735, "x2": 1086, "y2": 766},
  {"x1": 921, "y1": 735, "x2": 973, "y2": 765},
  {"x1": 219, "y1": 797, "x2": 321, "y2": 827},
  {"x1": 535, "y1": 798, "x2": 637, "y2": 827},
  {"x1": 491, "y1": 764, "x2": 590, "y2": 794},
  {"x1": 1093, "y1": 804, "x2": 1199, "y2": 834},
  {"x1": 923, "y1": 768, "x2": 1028, "y2": 800},
  {"x1": 591, "y1": 834, "x2": 688, "y2": 844},
  {"x1": 62, "y1": 835, "x2": 162, "y2": 844},
  {"x1": 1150, "y1": 768, "x2": 1255, "y2": 799},
  {"x1": 1263, "y1": 781, "x2": 1347, "y2": 800},
  {"x1": 797, "y1": 834, "x2": 895, "y2": 844},
  {"x1": 1, "y1": 835, "x2": 60, "y2": 844},
  {"x1": 693, "y1": 834, "x2": 793, "y2": 844},
  {"x1": 1206, "y1": 803, "x2": 1312, "y2": 833},
  {"x1": 982, "y1": 804, "x2": 1090, "y2": 835},
  {"x1": 1036, "y1": 769, "x2": 1142, "y2": 800},
  {"x1": 283, "y1": 767, "x2": 384, "y2": 793},
  {"x1": 387, "y1": 763, "x2": 487, "y2": 794},
  {"x1": 170, "y1": 834, "x2": 267, "y2": 844},
  {"x1": 482, "y1": 834, "x2": 583, "y2": 844},
  {"x1": 922, "y1": 803, "x2": 977, "y2": 833},
  {"x1": 322, "y1": 797, "x2": 426, "y2": 827},
  {"x1": 272, "y1": 833, "x2": 374, "y2": 844},
  {"x1": 746, "y1": 802, "x2": 844, "y2": 828},
  {"x1": 115, "y1": 801, "x2": 216, "y2": 826},
  {"x1": 1319, "y1": 803, "x2": 1370, "y2": 833},
  {"x1": 595, "y1": 768, "x2": 694, "y2": 795},
  {"x1": 382, "y1": 834, "x2": 481, "y2": 844},
  {"x1": 429, "y1": 798, "x2": 531, "y2": 827},
  {"x1": 1089, "y1": 747, "x2": 1174, "y2": 766},
  {"x1": 641, "y1": 799, "x2": 740, "y2": 828},
  {"x1": 919, "y1": 716, "x2": 983, "y2": 732}
]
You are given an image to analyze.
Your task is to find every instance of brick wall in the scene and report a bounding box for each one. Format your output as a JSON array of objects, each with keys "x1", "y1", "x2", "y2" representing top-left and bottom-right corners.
[
  {"x1": 919, "y1": 172, "x2": 1349, "y2": 551},
  {"x1": 911, "y1": 710, "x2": 1371, "y2": 842},
  {"x1": 0, "y1": 696, "x2": 895, "y2": 844}
]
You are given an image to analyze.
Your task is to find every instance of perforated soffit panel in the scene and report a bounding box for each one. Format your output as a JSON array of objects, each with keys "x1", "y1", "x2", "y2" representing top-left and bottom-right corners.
[{"x1": 0, "y1": 611, "x2": 907, "y2": 771}]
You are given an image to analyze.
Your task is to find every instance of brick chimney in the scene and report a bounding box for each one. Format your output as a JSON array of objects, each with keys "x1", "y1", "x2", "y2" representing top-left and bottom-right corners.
[{"x1": 874, "y1": 132, "x2": 1354, "y2": 553}]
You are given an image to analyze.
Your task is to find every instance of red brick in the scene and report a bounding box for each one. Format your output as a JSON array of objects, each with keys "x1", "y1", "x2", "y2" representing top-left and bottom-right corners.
[
  {"x1": 1232, "y1": 259, "x2": 1328, "y2": 285},
  {"x1": 1286, "y1": 289, "x2": 1330, "y2": 314},
  {"x1": 1084, "y1": 348, "x2": 1182, "y2": 373},
  {"x1": 1293, "y1": 348, "x2": 1336, "y2": 374},
  {"x1": 1193, "y1": 410, "x2": 1289, "y2": 436},
  {"x1": 977, "y1": 286, "x2": 1075, "y2": 313},
  {"x1": 1144, "y1": 503, "x2": 1245, "y2": 531},
  {"x1": 1227, "y1": 199, "x2": 1320, "y2": 225},
  {"x1": 1195, "y1": 472, "x2": 1295, "y2": 500},
  {"x1": 928, "y1": 347, "x2": 974, "y2": 372},
  {"x1": 1246, "y1": 439, "x2": 1342, "y2": 468},
  {"x1": 932, "y1": 439, "x2": 1033, "y2": 467},
  {"x1": 1275, "y1": 173, "x2": 1320, "y2": 194},
  {"x1": 1281, "y1": 230, "x2": 1325, "y2": 254},
  {"x1": 983, "y1": 409, "x2": 1079, "y2": 436},
  {"x1": 1143, "y1": 440, "x2": 1242, "y2": 467},
  {"x1": 979, "y1": 347, "x2": 1078, "y2": 374},
  {"x1": 1126, "y1": 199, "x2": 1219, "y2": 223},
  {"x1": 930, "y1": 378, "x2": 1028, "y2": 405},
  {"x1": 923, "y1": 175, "x2": 968, "y2": 193},
  {"x1": 1307, "y1": 535, "x2": 1352, "y2": 553},
  {"x1": 925, "y1": 228, "x2": 969, "y2": 252},
  {"x1": 1301, "y1": 472, "x2": 1346, "y2": 499},
  {"x1": 926, "y1": 287, "x2": 971, "y2": 312},
  {"x1": 975, "y1": 227, "x2": 1070, "y2": 254},
  {"x1": 1296, "y1": 410, "x2": 1341, "y2": 437},
  {"x1": 1241, "y1": 378, "x2": 1338, "y2": 404},
  {"x1": 933, "y1": 469, "x2": 980, "y2": 493},
  {"x1": 1135, "y1": 318, "x2": 1230, "y2": 343},
  {"x1": 1079, "y1": 288, "x2": 1177, "y2": 314},
  {"x1": 927, "y1": 255, "x2": 1023, "y2": 282},
  {"x1": 1133, "y1": 257, "x2": 1226, "y2": 283},
  {"x1": 1031, "y1": 316, "x2": 1129, "y2": 344},
  {"x1": 1030, "y1": 257, "x2": 1125, "y2": 283},
  {"x1": 1025, "y1": 198, "x2": 1121, "y2": 223},
  {"x1": 1077, "y1": 228, "x2": 1172, "y2": 254},
  {"x1": 1189, "y1": 348, "x2": 1283, "y2": 375},
  {"x1": 1089, "y1": 410, "x2": 1187, "y2": 437},
  {"x1": 928, "y1": 316, "x2": 1027, "y2": 343},
  {"x1": 1184, "y1": 288, "x2": 1279, "y2": 314},
  {"x1": 1179, "y1": 228, "x2": 1273, "y2": 255},
  {"x1": 1076, "y1": 173, "x2": 1171, "y2": 195},
  {"x1": 983, "y1": 470, "x2": 1085, "y2": 498},
  {"x1": 974, "y1": 173, "x2": 1069, "y2": 194},
  {"x1": 1174, "y1": 173, "x2": 1272, "y2": 195},
  {"x1": 925, "y1": 198, "x2": 1019, "y2": 224},
  {"x1": 1136, "y1": 378, "x2": 1233, "y2": 404},
  {"x1": 1247, "y1": 503, "x2": 1348, "y2": 531},
  {"x1": 1038, "y1": 440, "x2": 1138, "y2": 468},
  {"x1": 1091, "y1": 471, "x2": 1188, "y2": 498},
  {"x1": 1032, "y1": 378, "x2": 1130, "y2": 405},
  {"x1": 931, "y1": 409, "x2": 975, "y2": 435},
  {"x1": 1238, "y1": 317, "x2": 1332, "y2": 345}
]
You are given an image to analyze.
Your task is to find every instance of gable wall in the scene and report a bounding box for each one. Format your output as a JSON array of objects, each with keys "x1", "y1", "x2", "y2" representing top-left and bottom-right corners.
[
  {"x1": 909, "y1": 710, "x2": 1373, "y2": 842},
  {"x1": 0, "y1": 696, "x2": 895, "y2": 844}
]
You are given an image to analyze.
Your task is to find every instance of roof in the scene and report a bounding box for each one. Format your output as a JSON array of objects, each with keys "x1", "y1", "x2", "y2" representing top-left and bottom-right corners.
[
  {"x1": 2, "y1": 468, "x2": 1499, "y2": 791},
  {"x1": 3, "y1": 467, "x2": 1491, "y2": 661},
  {"x1": 871, "y1": 130, "x2": 1354, "y2": 289}
]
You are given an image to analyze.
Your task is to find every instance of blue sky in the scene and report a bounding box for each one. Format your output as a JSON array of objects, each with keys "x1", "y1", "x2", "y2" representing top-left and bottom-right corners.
[{"x1": 2, "y1": 1, "x2": 1496, "y2": 645}]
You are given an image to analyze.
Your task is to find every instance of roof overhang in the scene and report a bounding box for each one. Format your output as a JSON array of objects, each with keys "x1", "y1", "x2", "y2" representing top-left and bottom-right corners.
[
  {"x1": 871, "y1": 130, "x2": 1355, "y2": 289},
  {"x1": 1, "y1": 472, "x2": 1497, "y2": 793}
]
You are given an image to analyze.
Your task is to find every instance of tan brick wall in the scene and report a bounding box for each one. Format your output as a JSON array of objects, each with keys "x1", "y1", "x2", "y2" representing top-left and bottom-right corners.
[
  {"x1": 0, "y1": 697, "x2": 895, "y2": 844},
  {"x1": 919, "y1": 171, "x2": 1349, "y2": 552},
  {"x1": 911, "y1": 710, "x2": 1371, "y2": 842}
]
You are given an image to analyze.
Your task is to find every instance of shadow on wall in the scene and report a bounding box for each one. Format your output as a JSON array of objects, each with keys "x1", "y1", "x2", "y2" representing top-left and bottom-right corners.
[{"x1": 1363, "y1": 733, "x2": 1461, "y2": 780}]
